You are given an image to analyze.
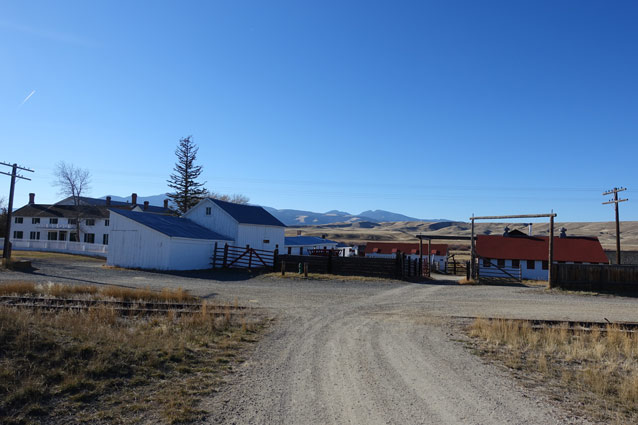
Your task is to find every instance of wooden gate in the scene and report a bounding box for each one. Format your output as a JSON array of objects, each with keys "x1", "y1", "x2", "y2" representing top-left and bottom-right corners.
[
  {"x1": 211, "y1": 243, "x2": 277, "y2": 270},
  {"x1": 477, "y1": 258, "x2": 522, "y2": 284}
]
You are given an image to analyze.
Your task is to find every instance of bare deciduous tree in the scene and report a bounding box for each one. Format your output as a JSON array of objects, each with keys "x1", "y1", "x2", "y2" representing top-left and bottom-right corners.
[
  {"x1": 207, "y1": 192, "x2": 250, "y2": 205},
  {"x1": 52, "y1": 161, "x2": 91, "y2": 242}
]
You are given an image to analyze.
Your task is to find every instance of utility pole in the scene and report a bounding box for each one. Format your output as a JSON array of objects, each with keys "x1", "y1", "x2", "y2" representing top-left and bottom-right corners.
[
  {"x1": 1, "y1": 162, "x2": 34, "y2": 261},
  {"x1": 602, "y1": 187, "x2": 628, "y2": 265}
]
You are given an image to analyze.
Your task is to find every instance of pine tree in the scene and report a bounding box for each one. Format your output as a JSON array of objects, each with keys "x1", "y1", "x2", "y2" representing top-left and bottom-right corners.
[{"x1": 167, "y1": 136, "x2": 207, "y2": 214}]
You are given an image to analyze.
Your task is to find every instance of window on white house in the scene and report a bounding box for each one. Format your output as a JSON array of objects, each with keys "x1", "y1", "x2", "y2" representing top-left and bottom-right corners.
[
  {"x1": 104, "y1": 219, "x2": 109, "y2": 226},
  {"x1": 13, "y1": 231, "x2": 23, "y2": 239},
  {"x1": 205, "y1": 207, "x2": 212, "y2": 215},
  {"x1": 84, "y1": 233, "x2": 95, "y2": 243},
  {"x1": 103, "y1": 234, "x2": 109, "y2": 245},
  {"x1": 527, "y1": 260, "x2": 535, "y2": 269},
  {"x1": 70, "y1": 233, "x2": 78, "y2": 242},
  {"x1": 29, "y1": 231, "x2": 40, "y2": 240},
  {"x1": 542, "y1": 260, "x2": 549, "y2": 270},
  {"x1": 85, "y1": 219, "x2": 95, "y2": 226},
  {"x1": 32, "y1": 218, "x2": 40, "y2": 224},
  {"x1": 50, "y1": 218, "x2": 58, "y2": 224},
  {"x1": 263, "y1": 240, "x2": 270, "y2": 244},
  {"x1": 512, "y1": 259, "x2": 520, "y2": 268},
  {"x1": 68, "y1": 218, "x2": 77, "y2": 225},
  {"x1": 483, "y1": 258, "x2": 491, "y2": 267},
  {"x1": 497, "y1": 259, "x2": 505, "y2": 268},
  {"x1": 14, "y1": 217, "x2": 23, "y2": 224},
  {"x1": 48, "y1": 232, "x2": 57, "y2": 241}
]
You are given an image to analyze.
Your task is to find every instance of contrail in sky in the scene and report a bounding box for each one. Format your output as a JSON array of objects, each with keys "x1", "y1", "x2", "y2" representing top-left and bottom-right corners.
[{"x1": 18, "y1": 90, "x2": 36, "y2": 108}]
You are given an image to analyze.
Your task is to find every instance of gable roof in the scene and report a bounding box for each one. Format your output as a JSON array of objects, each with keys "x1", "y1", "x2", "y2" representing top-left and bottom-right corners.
[
  {"x1": 476, "y1": 235, "x2": 608, "y2": 263},
  {"x1": 56, "y1": 196, "x2": 172, "y2": 215},
  {"x1": 364, "y1": 242, "x2": 448, "y2": 256},
  {"x1": 284, "y1": 236, "x2": 339, "y2": 246},
  {"x1": 13, "y1": 204, "x2": 110, "y2": 219},
  {"x1": 111, "y1": 209, "x2": 232, "y2": 240},
  {"x1": 208, "y1": 198, "x2": 285, "y2": 227}
]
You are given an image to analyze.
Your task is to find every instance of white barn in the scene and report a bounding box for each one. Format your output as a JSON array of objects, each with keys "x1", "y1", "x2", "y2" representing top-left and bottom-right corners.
[
  {"x1": 184, "y1": 198, "x2": 285, "y2": 252},
  {"x1": 107, "y1": 209, "x2": 231, "y2": 270}
]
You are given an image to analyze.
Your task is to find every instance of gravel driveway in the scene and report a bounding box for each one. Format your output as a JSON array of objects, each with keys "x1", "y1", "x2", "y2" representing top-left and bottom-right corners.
[{"x1": 4, "y1": 254, "x2": 638, "y2": 424}]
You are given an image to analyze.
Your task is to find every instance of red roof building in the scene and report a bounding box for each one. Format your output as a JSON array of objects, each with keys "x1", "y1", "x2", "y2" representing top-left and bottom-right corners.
[
  {"x1": 364, "y1": 242, "x2": 448, "y2": 256},
  {"x1": 476, "y1": 235, "x2": 608, "y2": 264}
]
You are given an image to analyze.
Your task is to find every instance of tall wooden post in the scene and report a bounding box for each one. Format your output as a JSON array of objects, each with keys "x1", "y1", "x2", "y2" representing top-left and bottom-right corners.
[
  {"x1": 419, "y1": 236, "x2": 424, "y2": 277},
  {"x1": 2, "y1": 164, "x2": 17, "y2": 259},
  {"x1": 470, "y1": 216, "x2": 475, "y2": 279},
  {"x1": 223, "y1": 243, "x2": 228, "y2": 268},
  {"x1": 212, "y1": 242, "x2": 218, "y2": 269},
  {"x1": 427, "y1": 239, "x2": 432, "y2": 277},
  {"x1": 548, "y1": 215, "x2": 555, "y2": 288}
]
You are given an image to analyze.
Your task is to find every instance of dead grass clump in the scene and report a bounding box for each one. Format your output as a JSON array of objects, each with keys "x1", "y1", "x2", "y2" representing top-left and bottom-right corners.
[
  {"x1": 0, "y1": 281, "x2": 38, "y2": 296},
  {"x1": 101, "y1": 286, "x2": 196, "y2": 303},
  {"x1": 0, "y1": 305, "x2": 263, "y2": 424},
  {"x1": 458, "y1": 278, "x2": 478, "y2": 285},
  {"x1": 468, "y1": 319, "x2": 638, "y2": 422}
]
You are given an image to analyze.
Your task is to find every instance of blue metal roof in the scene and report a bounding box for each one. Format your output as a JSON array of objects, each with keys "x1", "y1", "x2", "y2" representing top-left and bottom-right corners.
[
  {"x1": 284, "y1": 236, "x2": 338, "y2": 246},
  {"x1": 111, "y1": 209, "x2": 232, "y2": 240},
  {"x1": 209, "y1": 198, "x2": 286, "y2": 227}
]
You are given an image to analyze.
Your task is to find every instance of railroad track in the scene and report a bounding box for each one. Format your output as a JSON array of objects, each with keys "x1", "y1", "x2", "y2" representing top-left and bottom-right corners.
[
  {"x1": 454, "y1": 315, "x2": 638, "y2": 331},
  {"x1": 0, "y1": 295, "x2": 254, "y2": 316}
]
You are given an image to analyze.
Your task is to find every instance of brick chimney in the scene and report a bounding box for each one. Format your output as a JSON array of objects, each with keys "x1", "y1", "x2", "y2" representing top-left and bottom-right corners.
[
  {"x1": 106, "y1": 196, "x2": 111, "y2": 206},
  {"x1": 131, "y1": 193, "x2": 137, "y2": 205},
  {"x1": 163, "y1": 199, "x2": 169, "y2": 209},
  {"x1": 29, "y1": 193, "x2": 35, "y2": 204},
  {"x1": 143, "y1": 201, "x2": 149, "y2": 211}
]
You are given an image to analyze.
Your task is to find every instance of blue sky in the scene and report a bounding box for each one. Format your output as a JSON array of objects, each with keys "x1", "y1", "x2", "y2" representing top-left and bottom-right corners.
[{"x1": 1, "y1": 1, "x2": 636, "y2": 222}]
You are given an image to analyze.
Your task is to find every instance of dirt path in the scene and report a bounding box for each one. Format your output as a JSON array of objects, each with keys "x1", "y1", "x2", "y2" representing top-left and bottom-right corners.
[
  {"x1": 206, "y1": 284, "x2": 594, "y2": 424},
  {"x1": 4, "y1": 254, "x2": 637, "y2": 423}
]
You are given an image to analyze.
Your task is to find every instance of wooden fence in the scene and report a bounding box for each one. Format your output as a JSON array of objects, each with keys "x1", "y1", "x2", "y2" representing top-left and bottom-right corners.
[
  {"x1": 553, "y1": 263, "x2": 638, "y2": 293},
  {"x1": 211, "y1": 243, "x2": 277, "y2": 270},
  {"x1": 278, "y1": 253, "x2": 425, "y2": 279}
]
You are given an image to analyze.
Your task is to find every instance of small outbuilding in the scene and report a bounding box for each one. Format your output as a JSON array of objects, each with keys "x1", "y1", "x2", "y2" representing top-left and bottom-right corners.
[
  {"x1": 284, "y1": 236, "x2": 339, "y2": 255},
  {"x1": 107, "y1": 209, "x2": 231, "y2": 271},
  {"x1": 364, "y1": 242, "x2": 449, "y2": 270}
]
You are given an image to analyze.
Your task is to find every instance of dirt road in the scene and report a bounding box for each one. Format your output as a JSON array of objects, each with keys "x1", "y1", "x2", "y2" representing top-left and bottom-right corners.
[{"x1": 4, "y1": 254, "x2": 638, "y2": 423}]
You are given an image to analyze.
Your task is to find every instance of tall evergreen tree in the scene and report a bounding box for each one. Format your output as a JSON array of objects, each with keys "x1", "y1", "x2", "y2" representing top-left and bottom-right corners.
[{"x1": 167, "y1": 136, "x2": 207, "y2": 214}]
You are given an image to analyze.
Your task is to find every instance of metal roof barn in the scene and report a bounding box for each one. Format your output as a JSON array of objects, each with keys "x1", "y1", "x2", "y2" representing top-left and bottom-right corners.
[{"x1": 107, "y1": 209, "x2": 232, "y2": 271}]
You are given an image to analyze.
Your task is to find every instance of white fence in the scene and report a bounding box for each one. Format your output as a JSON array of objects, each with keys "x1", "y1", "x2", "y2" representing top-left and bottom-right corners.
[{"x1": 0, "y1": 238, "x2": 107, "y2": 257}]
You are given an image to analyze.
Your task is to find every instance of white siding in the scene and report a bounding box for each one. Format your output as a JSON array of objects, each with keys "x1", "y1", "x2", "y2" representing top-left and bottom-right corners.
[
  {"x1": 107, "y1": 213, "x2": 170, "y2": 269},
  {"x1": 11, "y1": 216, "x2": 110, "y2": 247},
  {"x1": 284, "y1": 242, "x2": 339, "y2": 255},
  {"x1": 237, "y1": 224, "x2": 284, "y2": 251},
  {"x1": 185, "y1": 200, "x2": 237, "y2": 241},
  {"x1": 167, "y1": 238, "x2": 216, "y2": 270}
]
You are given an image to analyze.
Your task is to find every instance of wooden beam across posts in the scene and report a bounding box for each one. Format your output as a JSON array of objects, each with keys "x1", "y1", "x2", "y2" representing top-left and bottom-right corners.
[{"x1": 470, "y1": 213, "x2": 557, "y2": 220}]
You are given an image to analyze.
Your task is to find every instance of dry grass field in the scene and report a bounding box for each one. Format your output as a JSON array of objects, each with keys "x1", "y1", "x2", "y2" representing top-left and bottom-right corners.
[
  {"x1": 288, "y1": 220, "x2": 638, "y2": 251},
  {"x1": 0, "y1": 282, "x2": 264, "y2": 424},
  {"x1": 467, "y1": 319, "x2": 638, "y2": 423}
]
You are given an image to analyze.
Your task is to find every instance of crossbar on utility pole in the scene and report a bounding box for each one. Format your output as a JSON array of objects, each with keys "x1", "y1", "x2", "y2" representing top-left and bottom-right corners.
[
  {"x1": 603, "y1": 187, "x2": 628, "y2": 265},
  {"x1": 1, "y1": 162, "x2": 34, "y2": 261}
]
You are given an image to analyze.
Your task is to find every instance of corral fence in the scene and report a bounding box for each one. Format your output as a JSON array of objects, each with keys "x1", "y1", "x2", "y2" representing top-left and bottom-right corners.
[
  {"x1": 446, "y1": 259, "x2": 468, "y2": 276},
  {"x1": 279, "y1": 251, "x2": 429, "y2": 280},
  {"x1": 553, "y1": 263, "x2": 638, "y2": 294},
  {"x1": 211, "y1": 243, "x2": 276, "y2": 270}
]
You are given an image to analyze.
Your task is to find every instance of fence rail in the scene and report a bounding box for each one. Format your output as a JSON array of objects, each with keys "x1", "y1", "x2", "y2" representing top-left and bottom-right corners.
[
  {"x1": 553, "y1": 263, "x2": 638, "y2": 293},
  {"x1": 211, "y1": 243, "x2": 276, "y2": 270},
  {"x1": 477, "y1": 258, "x2": 522, "y2": 283},
  {"x1": 0, "y1": 238, "x2": 107, "y2": 257}
]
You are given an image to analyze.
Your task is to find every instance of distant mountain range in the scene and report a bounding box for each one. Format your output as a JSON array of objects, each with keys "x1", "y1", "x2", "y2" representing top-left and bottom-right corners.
[{"x1": 101, "y1": 194, "x2": 450, "y2": 226}]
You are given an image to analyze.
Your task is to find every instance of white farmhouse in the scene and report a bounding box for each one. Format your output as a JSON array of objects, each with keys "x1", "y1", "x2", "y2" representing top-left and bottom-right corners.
[
  {"x1": 184, "y1": 198, "x2": 286, "y2": 252},
  {"x1": 107, "y1": 209, "x2": 231, "y2": 270},
  {"x1": 8, "y1": 192, "x2": 171, "y2": 256}
]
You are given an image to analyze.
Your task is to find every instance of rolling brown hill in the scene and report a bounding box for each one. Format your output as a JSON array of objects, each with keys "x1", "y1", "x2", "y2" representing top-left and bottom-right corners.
[{"x1": 286, "y1": 221, "x2": 638, "y2": 251}]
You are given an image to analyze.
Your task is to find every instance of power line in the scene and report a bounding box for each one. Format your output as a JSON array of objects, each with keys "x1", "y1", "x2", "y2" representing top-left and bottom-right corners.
[
  {"x1": 1, "y1": 162, "x2": 34, "y2": 260},
  {"x1": 602, "y1": 187, "x2": 628, "y2": 265}
]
